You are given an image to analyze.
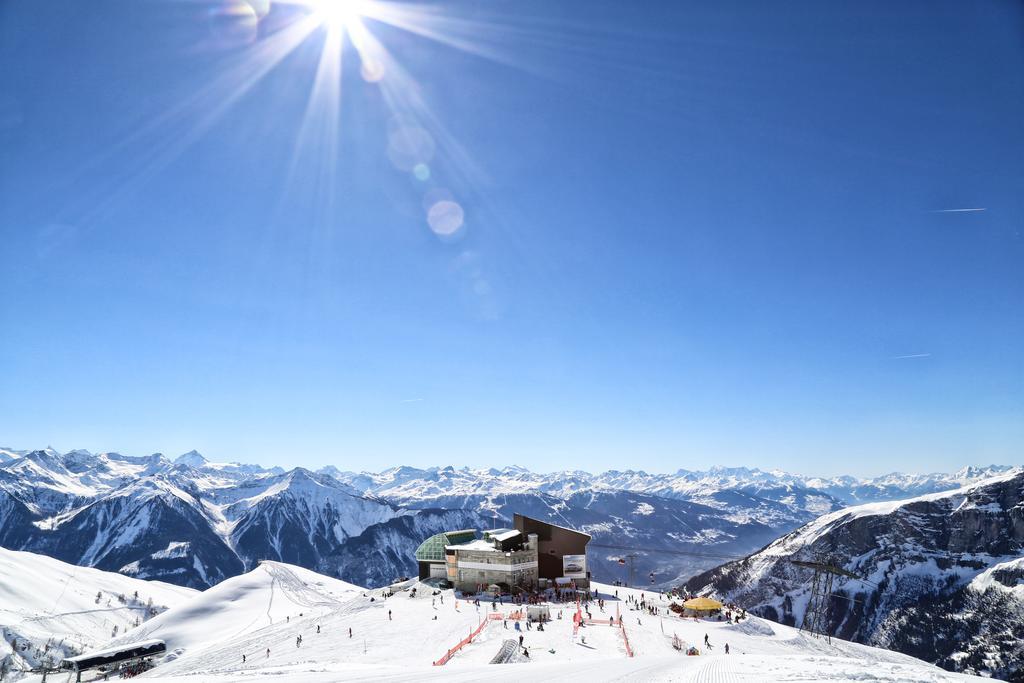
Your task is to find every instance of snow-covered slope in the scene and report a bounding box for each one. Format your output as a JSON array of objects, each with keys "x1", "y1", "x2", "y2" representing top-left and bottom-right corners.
[
  {"x1": 0, "y1": 547, "x2": 195, "y2": 676},
  {"x1": 0, "y1": 447, "x2": 25, "y2": 464},
  {"x1": 71, "y1": 564, "x2": 980, "y2": 682},
  {"x1": 102, "y1": 561, "x2": 362, "y2": 661},
  {"x1": 685, "y1": 469, "x2": 1024, "y2": 680}
]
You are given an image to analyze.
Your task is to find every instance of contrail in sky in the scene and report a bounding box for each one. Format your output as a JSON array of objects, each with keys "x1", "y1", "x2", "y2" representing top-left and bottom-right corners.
[
  {"x1": 891, "y1": 353, "x2": 931, "y2": 359},
  {"x1": 400, "y1": 398, "x2": 425, "y2": 403},
  {"x1": 930, "y1": 208, "x2": 986, "y2": 213}
]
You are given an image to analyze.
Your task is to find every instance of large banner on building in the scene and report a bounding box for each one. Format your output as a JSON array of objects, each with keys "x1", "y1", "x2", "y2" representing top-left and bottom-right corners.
[{"x1": 562, "y1": 554, "x2": 587, "y2": 579}]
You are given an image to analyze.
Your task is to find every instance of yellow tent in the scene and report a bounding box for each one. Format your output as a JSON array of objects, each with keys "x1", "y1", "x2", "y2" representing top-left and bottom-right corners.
[{"x1": 682, "y1": 597, "x2": 723, "y2": 611}]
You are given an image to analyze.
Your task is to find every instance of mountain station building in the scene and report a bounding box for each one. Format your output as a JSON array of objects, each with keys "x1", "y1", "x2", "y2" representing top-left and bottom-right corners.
[{"x1": 414, "y1": 514, "x2": 591, "y2": 594}]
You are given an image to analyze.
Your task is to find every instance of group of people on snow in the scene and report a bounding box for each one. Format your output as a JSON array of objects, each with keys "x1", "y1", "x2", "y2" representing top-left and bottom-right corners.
[{"x1": 234, "y1": 582, "x2": 745, "y2": 670}]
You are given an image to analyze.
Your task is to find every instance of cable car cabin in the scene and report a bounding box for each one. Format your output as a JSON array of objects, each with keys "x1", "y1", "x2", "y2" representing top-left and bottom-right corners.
[{"x1": 62, "y1": 639, "x2": 166, "y2": 681}]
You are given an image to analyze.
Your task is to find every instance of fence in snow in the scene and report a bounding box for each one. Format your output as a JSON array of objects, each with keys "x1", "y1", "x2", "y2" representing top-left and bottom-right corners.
[{"x1": 432, "y1": 612, "x2": 503, "y2": 666}]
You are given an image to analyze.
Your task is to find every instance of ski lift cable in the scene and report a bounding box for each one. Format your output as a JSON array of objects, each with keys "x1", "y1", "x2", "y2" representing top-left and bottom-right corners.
[
  {"x1": 587, "y1": 542, "x2": 747, "y2": 563},
  {"x1": 789, "y1": 558, "x2": 880, "y2": 590}
]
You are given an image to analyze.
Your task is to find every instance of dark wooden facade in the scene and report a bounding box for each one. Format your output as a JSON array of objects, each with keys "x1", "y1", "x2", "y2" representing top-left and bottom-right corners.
[{"x1": 513, "y1": 513, "x2": 591, "y2": 580}]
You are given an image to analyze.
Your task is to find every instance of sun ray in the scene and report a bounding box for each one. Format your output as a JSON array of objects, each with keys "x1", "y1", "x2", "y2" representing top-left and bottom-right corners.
[
  {"x1": 284, "y1": 19, "x2": 345, "y2": 225},
  {"x1": 357, "y1": 2, "x2": 532, "y2": 71},
  {"x1": 60, "y1": 0, "x2": 603, "y2": 245},
  {"x1": 64, "y1": 12, "x2": 323, "y2": 227},
  {"x1": 346, "y1": 17, "x2": 485, "y2": 188}
]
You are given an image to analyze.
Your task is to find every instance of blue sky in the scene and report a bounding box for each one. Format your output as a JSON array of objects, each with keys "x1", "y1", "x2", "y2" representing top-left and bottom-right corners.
[{"x1": 1, "y1": 0, "x2": 1021, "y2": 476}]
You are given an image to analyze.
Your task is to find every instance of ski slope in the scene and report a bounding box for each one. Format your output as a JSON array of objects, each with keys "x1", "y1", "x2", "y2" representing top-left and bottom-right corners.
[
  {"x1": 0, "y1": 547, "x2": 195, "y2": 675},
  {"x1": 100, "y1": 560, "x2": 364, "y2": 662},
  {"x1": 53, "y1": 562, "x2": 983, "y2": 682}
]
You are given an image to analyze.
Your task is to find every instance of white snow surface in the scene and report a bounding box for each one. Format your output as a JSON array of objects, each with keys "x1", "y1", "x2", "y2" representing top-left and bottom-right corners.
[
  {"x1": 970, "y1": 556, "x2": 1024, "y2": 596},
  {"x1": 97, "y1": 561, "x2": 362, "y2": 660},
  {"x1": 0, "y1": 447, "x2": 25, "y2": 463},
  {"x1": 0, "y1": 547, "x2": 195, "y2": 674},
  {"x1": 52, "y1": 564, "x2": 982, "y2": 682}
]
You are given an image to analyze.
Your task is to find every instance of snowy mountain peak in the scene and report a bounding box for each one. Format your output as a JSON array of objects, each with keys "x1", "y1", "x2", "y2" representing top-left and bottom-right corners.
[
  {"x1": 174, "y1": 450, "x2": 208, "y2": 467},
  {"x1": 20, "y1": 448, "x2": 73, "y2": 476},
  {"x1": 706, "y1": 466, "x2": 772, "y2": 481},
  {"x1": 61, "y1": 448, "x2": 104, "y2": 472},
  {"x1": 951, "y1": 464, "x2": 1013, "y2": 481},
  {"x1": 280, "y1": 467, "x2": 336, "y2": 491}
]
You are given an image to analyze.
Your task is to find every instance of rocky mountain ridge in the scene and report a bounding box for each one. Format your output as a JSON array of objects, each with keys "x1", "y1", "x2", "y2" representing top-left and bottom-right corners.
[{"x1": 685, "y1": 469, "x2": 1024, "y2": 680}]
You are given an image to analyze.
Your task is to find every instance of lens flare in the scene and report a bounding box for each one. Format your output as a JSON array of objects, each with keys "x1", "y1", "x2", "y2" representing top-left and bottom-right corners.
[
  {"x1": 247, "y1": 0, "x2": 271, "y2": 19},
  {"x1": 427, "y1": 199, "x2": 464, "y2": 236},
  {"x1": 359, "y1": 57, "x2": 385, "y2": 82},
  {"x1": 387, "y1": 123, "x2": 435, "y2": 172},
  {"x1": 208, "y1": 0, "x2": 259, "y2": 48}
]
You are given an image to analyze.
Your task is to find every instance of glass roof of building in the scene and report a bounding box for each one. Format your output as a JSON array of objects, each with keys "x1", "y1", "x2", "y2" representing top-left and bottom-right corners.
[{"x1": 414, "y1": 529, "x2": 477, "y2": 563}]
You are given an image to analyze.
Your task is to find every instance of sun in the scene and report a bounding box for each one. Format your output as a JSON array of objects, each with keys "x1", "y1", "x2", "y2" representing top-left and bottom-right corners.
[{"x1": 308, "y1": 0, "x2": 365, "y2": 30}]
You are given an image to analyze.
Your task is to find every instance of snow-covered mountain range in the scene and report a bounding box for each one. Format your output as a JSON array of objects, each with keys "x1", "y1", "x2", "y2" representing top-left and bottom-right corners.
[
  {"x1": 0, "y1": 445, "x2": 1015, "y2": 593},
  {"x1": 323, "y1": 462, "x2": 1016, "y2": 508},
  {"x1": 684, "y1": 469, "x2": 1024, "y2": 680}
]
